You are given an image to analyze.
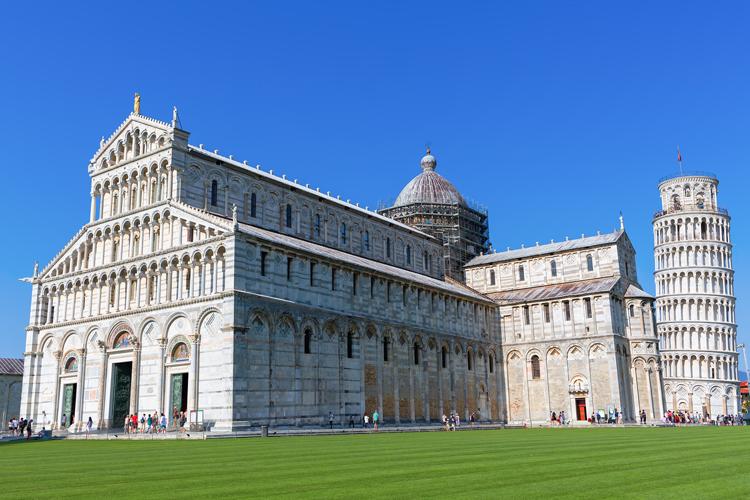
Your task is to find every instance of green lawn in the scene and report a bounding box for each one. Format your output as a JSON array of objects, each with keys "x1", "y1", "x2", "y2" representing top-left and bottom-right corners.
[{"x1": 0, "y1": 427, "x2": 746, "y2": 498}]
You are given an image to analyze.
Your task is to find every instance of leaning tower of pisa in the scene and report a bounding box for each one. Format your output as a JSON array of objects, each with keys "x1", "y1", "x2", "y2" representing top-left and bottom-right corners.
[{"x1": 653, "y1": 172, "x2": 740, "y2": 417}]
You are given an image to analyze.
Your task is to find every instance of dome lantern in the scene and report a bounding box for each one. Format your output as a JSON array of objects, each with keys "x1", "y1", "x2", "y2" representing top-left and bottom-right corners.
[{"x1": 393, "y1": 149, "x2": 467, "y2": 207}]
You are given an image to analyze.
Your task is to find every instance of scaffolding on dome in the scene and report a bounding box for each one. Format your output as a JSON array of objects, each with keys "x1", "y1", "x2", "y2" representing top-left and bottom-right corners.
[{"x1": 378, "y1": 200, "x2": 490, "y2": 281}]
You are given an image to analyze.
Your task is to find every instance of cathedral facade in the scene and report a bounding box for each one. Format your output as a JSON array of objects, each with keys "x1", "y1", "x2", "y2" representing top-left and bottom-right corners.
[{"x1": 21, "y1": 103, "x2": 712, "y2": 432}]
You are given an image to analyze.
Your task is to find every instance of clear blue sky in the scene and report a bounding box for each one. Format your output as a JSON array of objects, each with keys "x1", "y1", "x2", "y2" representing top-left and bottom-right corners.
[{"x1": 1, "y1": 2, "x2": 748, "y2": 361}]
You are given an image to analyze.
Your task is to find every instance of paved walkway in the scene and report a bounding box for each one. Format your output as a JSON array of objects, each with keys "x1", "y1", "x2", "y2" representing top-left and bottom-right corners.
[{"x1": 3, "y1": 421, "x2": 681, "y2": 442}]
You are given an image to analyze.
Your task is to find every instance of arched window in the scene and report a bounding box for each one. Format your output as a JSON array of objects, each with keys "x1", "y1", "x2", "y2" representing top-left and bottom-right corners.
[
  {"x1": 347, "y1": 332, "x2": 354, "y2": 359},
  {"x1": 64, "y1": 356, "x2": 78, "y2": 372},
  {"x1": 314, "y1": 214, "x2": 321, "y2": 238},
  {"x1": 423, "y1": 251, "x2": 429, "y2": 270},
  {"x1": 629, "y1": 304, "x2": 635, "y2": 317},
  {"x1": 386, "y1": 237, "x2": 391, "y2": 258},
  {"x1": 113, "y1": 332, "x2": 130, "y2": 349},
  {"x1": 684, "y1": 186, "x2": 691, "y2": 197},
  {"x1": 363, "y1": 231, "x2": 370, "y2": 251},
  {"x1": 250, "y1": 192, "x2": 257, "y2": 218},
  {"x1": 340, "y1": 223, "x2": 347, "y2": 245},
  {"x1": 550, "y1": 260, "x2": 557, "y2": 277},
  {"x1": 383, "y1": 337, "x2": 390, "y2": 362},
  {"x1": 171, "y1": 342, "x2": 190, "y2": 362},
  {"x1": 304, "y1": 329, "x2": 312, "y2": 354},
  {"x1": 518, "y1": 265, "x2": 525, "y2": 281},
  {"x1": 406, "y1": 245, "x2": 412, "y2": 265},
  {"x1": 586, "y1": 254, "x2": 594, "y2": 272},
  {"x1": 531, "y1": 355, "x2": 541, "y2": 379},
  {"x1": 489, "y1": 269, "x2": 496, "y2": 286},
  {"x1": 285, "y1": 204, "x2": 292, "y2": 228},
  {"x1": 210, "y1": 180, "x2": 218, "y2": 206},
  {"x1": 413, "y1": 342, "x2": 420, "y2": 365},
  {"x1": 467, "y1": 351, "x2": 473, "y2": 371},
  {"x1": 442, "y1": 346, "x2": 448, "y2": 369},
  {"x1": 489, "y1": 354, "x2": 494, "y2": 373}
]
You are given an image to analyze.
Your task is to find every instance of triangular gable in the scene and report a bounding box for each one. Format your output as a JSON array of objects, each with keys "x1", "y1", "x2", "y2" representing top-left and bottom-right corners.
[
  {"x1": 38, "y1": 200, "x2": 232, "y2": 281},
  {"x1": 625, "y1": 283, "x2": 654, "y2": 299},
  {"x1": 89, "y1": 113, "x2": 174, "y2": 168}
]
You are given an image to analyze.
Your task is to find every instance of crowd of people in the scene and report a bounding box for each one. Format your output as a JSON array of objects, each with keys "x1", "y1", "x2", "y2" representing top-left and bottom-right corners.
[
  {"x1": 663, "y1": 410, "x2": 746, "y2": 426},
  {"x1": 344, "y1": 411, "x2": 381, "y2": 430},
  {"x1": 123, "y1": 409, "x2": 188, "y2": 434},
  {"x1": 7, "y1": 417, "x2": 34, "y2": 439}
]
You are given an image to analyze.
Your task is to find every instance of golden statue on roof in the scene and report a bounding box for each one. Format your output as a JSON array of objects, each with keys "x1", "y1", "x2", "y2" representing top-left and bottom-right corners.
[{"x1": 133, "y1": 92, "x2": 141, "y2": 114}]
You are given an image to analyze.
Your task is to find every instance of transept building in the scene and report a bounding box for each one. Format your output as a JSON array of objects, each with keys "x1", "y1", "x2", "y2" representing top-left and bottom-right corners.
[{"x1": 465, "y1": 229, "x2": 664, "y2": 424}]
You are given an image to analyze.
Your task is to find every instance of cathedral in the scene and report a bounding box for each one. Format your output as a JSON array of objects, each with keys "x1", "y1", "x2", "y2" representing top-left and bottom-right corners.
[{"x1": 17, "y1": 100, "x2": 737, "y2": 431}]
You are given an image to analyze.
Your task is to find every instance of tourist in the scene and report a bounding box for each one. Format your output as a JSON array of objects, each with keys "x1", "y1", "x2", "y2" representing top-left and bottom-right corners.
[
  {"x1": 328, "y1": 412, "x2": 334, "y2": 429},
  {"x1": 61, "y1": 413, "x2": 67, "y2": 429},
  {"x1": 86, "y1": 416, "x2": 93, "y2": 435},
  {"x1": 19, "y1": 418, "x2": 26, "y2": 436},
  {"x1": 26, "y1": 419, "x2": 33, "y2": 440},
  {"x1": 147, "y1": 414, "x2": 153, "y2": 433},
  {"x1": 442, "y1": 414, "x2": 448, "y2": 431},
  {"x1": 172, "y1": 407, "x2": 179, "y2": 430},
  {"x1": 559, "y1": 411, "x2": 566, "y2": 426},
  {"x1": 160, "y1": 413, "x2": 167, "y2": 433},
  {"x1": 363, "y1": 414, "x2": 369, "y2": 428},
  {"x1": 140, "y1": 414, "x2": 146, "y2": 433},
  {"x1": 372, "y1": 410, "x2": 379, "y2": 431},
  {"x1": 550, "y1": 412, "x2": 557, "y2": 425}
]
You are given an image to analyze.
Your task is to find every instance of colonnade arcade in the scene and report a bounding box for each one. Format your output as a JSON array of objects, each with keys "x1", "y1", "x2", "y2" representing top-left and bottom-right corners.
[
  {"x1": 658, "y1": 325, "x2": 737, "y2": 353},
  {"x1": 655, "y1": 270, "x2": 734, "y2": 296},
  {"x1": 661, "y1": 353, "x2": 738, "y2": 381},
  {"x1": 653, "y1": 214, "x2": 730, "y2": 245},
  {"x1": 97, "y1": 126, "x2": 170, "y2": 171},
  {"x1": 656, "y1": 297, "x2": 735, "y2": 324},
  {"x1": 654, "y1": 245, "x2": 732, "y2": 271},
  {"x1": 46, "y1": 206, "x2": 222, "y2": 279},
  {"x1": 664, "y1": 383, "x2": 737, "y2": 416},
  {"x1": 38, "y1": 244, "x2": 227, "y2": 325},
  {"x1": 91, "y1": 160, "x2": 176, "y2": 223}
]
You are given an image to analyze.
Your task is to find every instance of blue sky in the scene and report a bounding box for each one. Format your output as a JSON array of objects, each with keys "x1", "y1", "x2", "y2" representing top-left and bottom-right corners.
[{"x1": 0, "y1": 2, "x2": 748, "y2": 360}]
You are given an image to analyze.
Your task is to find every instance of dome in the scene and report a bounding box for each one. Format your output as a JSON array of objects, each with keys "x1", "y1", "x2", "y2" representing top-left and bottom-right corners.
[{"x1": 393, "y1": 149, "x2": 467, "y2": 207}]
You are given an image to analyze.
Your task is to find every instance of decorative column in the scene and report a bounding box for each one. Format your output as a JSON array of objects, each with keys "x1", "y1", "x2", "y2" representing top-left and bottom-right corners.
[
  {"x1": 129, "y1": 338, "x2": 141, "y2": 417},
  {"x1": 96, "y1": 341, "x2": 108, "y2": 429},
  {"x1": 157, "y1": 339, "x2": 167, "y2": 414},
  {"x1": 75, "y1": 349, "x2": 86, "y2": 431},
  {"x1": 630, "y1": 363, "x2": 641, "y2": 420},
  {"x1": 376, "y1": 335, "x2": 383, "y2": 421},
  {"x1": 437, "y1": 344, "x2": 444, "y2": 418},
  {"x1": 645, "y1": 366, "x2": 655, "y2": 419},
  {"x1": 51, "y1": 350, "x2": 62, "y2": 429},
  {"x1": 90, "y1": 194, "x2": 97, "y2": 222},
  {"x1": 188, "y1": 334, "x2": 200, "y2": 429}
]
